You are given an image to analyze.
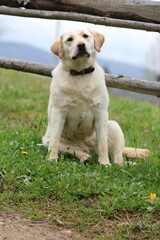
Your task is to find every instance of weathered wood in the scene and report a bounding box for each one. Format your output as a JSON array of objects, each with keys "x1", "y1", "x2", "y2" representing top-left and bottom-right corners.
[
  {"x1": 0, "y1": 57, "x2": 52, "y2": 77},
  {"x1": 1, "y1": 6, "x2": 160, "y2": 32},
  {"x1": 1, "y1": 0, "x2": 160, "y2": 24},
  {"x1": 0, "y1": 57, "x2": 160, "y2": 97}
]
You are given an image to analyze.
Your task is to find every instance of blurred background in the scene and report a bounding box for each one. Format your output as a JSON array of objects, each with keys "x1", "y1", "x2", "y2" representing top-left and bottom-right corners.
[{"x1": 0, "y1": 15, "x2": 160, "y2": 105}]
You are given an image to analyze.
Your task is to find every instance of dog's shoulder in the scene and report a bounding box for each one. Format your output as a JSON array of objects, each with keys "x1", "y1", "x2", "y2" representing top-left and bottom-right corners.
[{"x1": 51, "y1": 62, "x2": 65, "y2": 78}]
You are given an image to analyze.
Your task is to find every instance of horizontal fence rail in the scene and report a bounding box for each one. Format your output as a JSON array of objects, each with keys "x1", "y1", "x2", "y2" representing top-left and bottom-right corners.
[
  {"x1": 0, "y1": 6, "x2": 160, "y2": 32},
  {"x1": 1, "y1": 0, "x2": 160, "y2": 24},
  {"x1": 0, "y1": 57, "x2": 160, "y2": 97}
]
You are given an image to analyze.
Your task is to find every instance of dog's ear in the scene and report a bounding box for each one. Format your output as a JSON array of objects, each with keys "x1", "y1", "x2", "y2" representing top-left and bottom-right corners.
[
  {"x1": 90, "y1": 30, "x2": 105, "y2": 52},
  {"x1": 50, "y1": 36, "x2": 64, "y2": 59}
]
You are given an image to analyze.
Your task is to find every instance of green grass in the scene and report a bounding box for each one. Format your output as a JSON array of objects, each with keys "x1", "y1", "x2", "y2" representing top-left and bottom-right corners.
[{"x1": 0, "y1": 68, "x2": 160, "y2": 239}]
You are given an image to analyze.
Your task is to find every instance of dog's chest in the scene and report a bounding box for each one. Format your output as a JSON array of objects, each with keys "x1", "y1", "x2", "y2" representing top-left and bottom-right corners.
[
  {"x1": 56, "y1": 79, "x2": 98, "y2": 139},
  {"x1": 64, "y1": 85, "x2": 98, "y2": 106},
  {"x1": 52, "y1": 77, "x2": 102, "y2": 109},
  {"x1": 60, "y1": 84, "x2": 97, "y2": 139}
]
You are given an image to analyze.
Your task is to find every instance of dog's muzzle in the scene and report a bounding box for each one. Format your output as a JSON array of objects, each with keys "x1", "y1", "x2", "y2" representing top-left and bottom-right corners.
[{"x1": 72, "y1": 43, "x2": 90, "y2": 60}]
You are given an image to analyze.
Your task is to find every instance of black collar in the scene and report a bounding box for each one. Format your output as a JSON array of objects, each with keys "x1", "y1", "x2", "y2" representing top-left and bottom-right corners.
[{"x1": 69, "y1": 66, "x2": 95, "y2": 76}]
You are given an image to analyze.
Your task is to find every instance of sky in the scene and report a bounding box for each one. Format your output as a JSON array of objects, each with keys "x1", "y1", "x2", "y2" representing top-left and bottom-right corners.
[{"x1": 0, "y1": 14, "x2": 159, "y2": 70}]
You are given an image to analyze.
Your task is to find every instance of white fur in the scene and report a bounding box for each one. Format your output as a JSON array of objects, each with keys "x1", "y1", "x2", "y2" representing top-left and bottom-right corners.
[{"x1": 42, "y1": 29, "x2": 150, "y2": 165}]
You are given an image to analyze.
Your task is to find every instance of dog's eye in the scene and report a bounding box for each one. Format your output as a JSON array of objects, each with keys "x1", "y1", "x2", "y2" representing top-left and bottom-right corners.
[
  {"x1": 67, "y1": 37, "x2": 73, "y2": 42},
  {"x1": 83, "y1": 34, "x2": 89, "y2": 39}
]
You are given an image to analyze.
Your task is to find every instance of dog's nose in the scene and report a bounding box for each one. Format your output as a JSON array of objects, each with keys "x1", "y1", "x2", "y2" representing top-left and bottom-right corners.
[{"x1": 77, "y1": 43, "x2": 86, "y2": 50}]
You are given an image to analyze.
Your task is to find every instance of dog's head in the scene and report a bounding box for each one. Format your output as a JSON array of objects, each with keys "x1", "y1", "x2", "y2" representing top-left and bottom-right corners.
[{"x1": 50, "y1": 29, "x2": 105, "y2": 67}]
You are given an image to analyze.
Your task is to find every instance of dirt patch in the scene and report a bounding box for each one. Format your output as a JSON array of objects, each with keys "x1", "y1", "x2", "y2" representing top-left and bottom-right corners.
[{"x1": 0, "y1": 212, "x2": 86, "y2": 240}]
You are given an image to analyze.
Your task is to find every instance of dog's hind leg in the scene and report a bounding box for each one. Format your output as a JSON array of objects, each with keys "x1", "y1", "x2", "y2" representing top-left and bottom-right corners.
[
  {"x1": 108, "y1": 120, "x2": 125, "y2": 166},
  {"x1": 59, "y1": 139, "x2": 91, "y2": 163},
  {"x1": 108, "y1": 121, "x2": 151, "y2": 164}
]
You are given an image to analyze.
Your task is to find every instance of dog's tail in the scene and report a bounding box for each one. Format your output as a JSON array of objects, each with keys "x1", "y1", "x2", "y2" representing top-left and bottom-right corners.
[{"x1": 123, "y1": 147, "x2": 151, "y2": 159}]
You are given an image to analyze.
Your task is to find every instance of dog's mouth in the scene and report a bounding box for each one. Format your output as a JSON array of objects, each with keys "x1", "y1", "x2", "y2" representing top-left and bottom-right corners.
[{"x1": 72, "y1": 51, "x2": 90, "y2": 60}]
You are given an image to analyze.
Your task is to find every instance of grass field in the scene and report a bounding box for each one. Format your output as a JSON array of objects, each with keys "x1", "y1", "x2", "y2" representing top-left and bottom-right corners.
[{"x1": 0, "y1": 68, "x2": 160, "y2": 239}]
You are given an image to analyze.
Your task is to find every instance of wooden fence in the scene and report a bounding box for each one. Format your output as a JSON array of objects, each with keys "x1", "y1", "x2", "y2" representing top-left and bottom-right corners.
[{"x1": 0, "y1": 0, "x2": 160, "y2": 97}]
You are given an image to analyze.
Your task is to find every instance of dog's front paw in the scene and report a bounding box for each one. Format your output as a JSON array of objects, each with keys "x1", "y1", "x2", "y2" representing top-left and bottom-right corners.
[
  {"x1": 48, "y1": 150, "x2": 58, "y2": 162},
  {"x1": 114, "y1": 159, "x2": 124, "y2": 167},
  {"x1": 42, "y1": 135, "x2": 50, "y2": 148},
  {"x1": 116, "y1": 162, "x2": 124, "y2": 167},
  {"x1": 98, "y1": 157, "x2": 111, "y2": 167}
]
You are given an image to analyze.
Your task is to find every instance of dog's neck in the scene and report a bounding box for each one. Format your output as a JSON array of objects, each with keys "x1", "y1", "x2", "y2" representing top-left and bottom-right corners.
[{"x1": 69, "y1": 66, "x2": 95, "y2": 76}]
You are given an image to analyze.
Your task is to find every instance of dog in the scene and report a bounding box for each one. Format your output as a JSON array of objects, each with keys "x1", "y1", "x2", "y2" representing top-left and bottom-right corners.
[{"x1": 42, "y1": 29, "x2": 151, "y2": 166}]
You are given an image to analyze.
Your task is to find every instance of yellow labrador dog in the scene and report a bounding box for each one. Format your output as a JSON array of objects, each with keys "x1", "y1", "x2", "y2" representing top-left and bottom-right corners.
[{"x1": 42, "y1": 29, "x2": 151, "y2": 166}]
